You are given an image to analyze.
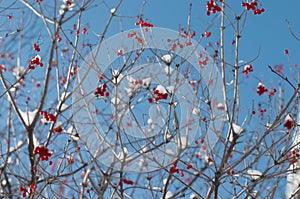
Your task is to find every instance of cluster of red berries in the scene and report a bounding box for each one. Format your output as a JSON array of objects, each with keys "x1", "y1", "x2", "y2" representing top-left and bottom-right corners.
[
  {"x1": 65, "y1": 0, "x2": 72, "y2": 6},
  {"x1": 33, "y1": 43, "x2": 40, "y2": 52},
  {"x1": 20, "y1": 184, "x2": 37, "y2": 197},
  {"x1": 52, "y1": 126, "x2": 63, "y2": 134},
  {"x1": 206, "y1": 0, "x2": 222, "y2": 16},
  {"x1": 127, "y1": 31, "x2": 143, "y2": 46},
  {"x1": 286, "y1": 150, "x2": 300, "y2": 165},
  {"x1": 20, "y1": 187, "x2": 27, "y2": 197},
  {"x1": 82, "y1": 27, "x2": 88, "y2": 34},
  {"x1": 56, "y1": 34, "x2": 62, "y2": 42},
  {"x1": 94, "y1": 83, "x2": 109, "y2": 98},
  {"x1": 256, "y1": 83, "x2": 268, "y2": 96},
  {"x1": 131, "y1": 79, "x2": 143, "y2": 85},
  {"x1": 256, "y1": 83, "x2": 277, "y2": 97},
  {"x1": 170, "y1": 163, "x2": 179, "y2": 174},
  {"x1": 0, "y1": 64, "x2": 6, "y2": 72},
  {"x1": 40, "y1": 111, "x2": 57, "y2": 123},
  {"x1": 268, "y1": 88, "x2": 277, "y2": 96},
  {"x1": 153, "y1": 88, "x2": 168, "y2": 101},
  {"x1": 29, "y1": 184, "x2": 37, "y2": 195},
  {"x1": 118, "y1": 178, "x2": 134, "y2": 186},
  {"x1": 198, "y1": 56, "x2": 209, "y2": 67},
  {"x1": 284, "y1": 114, "x2": 295, "y2": 131},
  {"x1": 69, "y1": 66, "x2": 78, "y2": 77},
  {"x1": 34, "y1": 146, "x2": 52, "y2": 161},
  {"x1": 180, "y1": 28, "x2": 196, "y2": 39},
  {"x1": 204, "y1": 31, "x2": 212, "y2": 38},
  {"x1": 226, "y1": 170, "x2": 235, "y2": 175},
  {"x1": 29, "y1": 56, "x2": 43, "y2": 70},
  {"x1": 170, "y1": 42, "x2": 184, "y2": 52},
  {"x1": 242, "y1": 64, "x2": 253, "y2": 77},
  {"x1": 241, "y1": 1, "x2": 265, "y2": 15},
  {"x1": 117, "y1": 49, "x2": 123, "y2": 56},
  {"x1": 127, "y1": 31, "x2": 137, "y2": 38},
  {"x1": 67, "y1": 155, "x2": 74, "y2": 164},
  {"x1": 135, "y1": 17, "x2": 153, "y2": 28},
  {"x1": 256, "y1": 103, "x2": 267, "y2": 118},
  {"x1": 186, "y1": 164, "x2": 193, "y2": 169}
]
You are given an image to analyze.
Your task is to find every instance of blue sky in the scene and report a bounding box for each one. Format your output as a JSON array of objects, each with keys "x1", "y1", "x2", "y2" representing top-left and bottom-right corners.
[{"x1": 84, "y1": 0, "x2": 300, "y2": 91}]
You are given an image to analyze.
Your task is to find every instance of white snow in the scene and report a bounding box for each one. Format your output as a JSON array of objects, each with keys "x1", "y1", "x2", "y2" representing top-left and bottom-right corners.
[
  {"x1": 161, "y1": 54, "x2": 172, "y2": 64},
  {"x1": 227, "y1": 123, "x2": 243, "y2": 142},
  {"x1": 246, "y1": 169, "x2": 262, "y2": 180},
  {"x1": 13, "y1": 66, "x2": 25, "y2": 79},
  {"x1": 19, "y1": 109, "x2": 38, "y2": 126}
]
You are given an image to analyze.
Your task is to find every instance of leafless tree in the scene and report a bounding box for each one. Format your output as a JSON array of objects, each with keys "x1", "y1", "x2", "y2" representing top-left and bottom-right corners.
[{"x1": 0, "y1": 1, "x2": 299, "y2": 199}]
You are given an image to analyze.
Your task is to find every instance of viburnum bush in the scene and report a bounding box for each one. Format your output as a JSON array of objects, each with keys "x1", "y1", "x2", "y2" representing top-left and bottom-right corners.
[{"x1": 0, "y1": 0, "x2": 300, "y2": 199}]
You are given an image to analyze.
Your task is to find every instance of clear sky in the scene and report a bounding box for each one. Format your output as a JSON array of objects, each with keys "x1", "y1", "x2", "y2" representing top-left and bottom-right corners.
[{"x1": 82, "y1": 0, "x2": 300, "y2": 101}]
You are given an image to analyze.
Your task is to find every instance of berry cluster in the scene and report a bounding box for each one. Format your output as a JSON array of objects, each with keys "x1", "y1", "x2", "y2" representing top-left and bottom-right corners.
[
  {"x1": 34, "y1": 146, "x2": 52, "y2": 161},
  {"x1": 242, "y1": 64, "x2": 253, "y2": 77},
  {"x1": 284, "y1": 114, "x2": 295, "y2": 131},
  {"x1": 241, "y1": 1, "x2": 265, "y2": 15},
  {"x1": 29, "y1": 184, "x2": 37, "y2": 195},
  {"x1": 256, "y1": 83, "x2": 277, "y2": 97},
  {"x1": 268, "y1": 88, "x2": 277, "y2": 96},
  {"x1": 226, "y1": 169, "x2": 235, "y2": 175},
  {"x1": 170, "y1": 163, "x2": 179, "y2": 174},
  {"x1": 94, "y1": 83, "x2": 109, "y2": 98},
  {"x1": 20, "y1": 185, "x2": 36, "y2": 197},
  {"x1": 170, "y1": 41, "x2": 184, "y2": 51},
  {"x1": 20, "y1": 187, "x2": 27, "y2": 197},
  {"x1": 67, "y1": 155, "x2": 74, "y2": 164},
  {"x1": 40, "y1": 111, "x2": 57, "y2": 123},
  {"x1": 65, "y1": 0, "x2": 72, "y2": 6},
  {"x1": 135, "y1": 17, "x2": 153, "y2": 28},
  {"x1": 180, "y1": 28, "x2": 196, "y2": 39},
  {"x1": 117, "y1": 49, "x2": 123, "y2": 56},
  {"x1": 119, "y1": 178, "x2": 134, "y2": 186},
  {"x1": 127, "y1": 31, "x2": 143, "y2": 46},
  {"x1": 82, "y1": 27, "x2": 88, "y2": 34},
  {"x1": 33, "y1": 43, "x2": 40, "y2": 52},
  {"x1": 70, "y1": 66, "x2": 78, "y2": 77},
  {"x1": 256, "y1": 82, "x2": 268, "y2": 96},
  {"x1": 52, "y1": 126, "x2": 63, "y2": 134},
  {"x1": 286, "y1": 150, "x2": 300, "y2": 165},
  {"x1": 153, "y1": 88, "x2": 168, "y2": 101},
  {"x1": 217, "y1": 103, "x2": 225, "y2": 110},
  {"x1": 56, "y1": 34, "x2": 62, "y2": 42},
  {"x1": 29, "y1": 55, "x2": 43, "y2": 70},
  {"x1": 187, "y1": 164, "x2": 193, "y2": 169},
  {"x1": 257, "y1": 103, "x2": 267, "y2": 118},
  {"x1": 206, "y1": 0, "x2": 222, "y2": 16},
  {"x1": 198, "y1": 56, "x2": 209, "y2": 67},
  {"x1": 127, "y1": 31, "x2": 137, "y2": 38},
  {"x1": 0, "y1": 64, "x2": 6, "y2": 72},
  {"x1": 205, "y1": 31, "x2": 212, "y2": 38}
]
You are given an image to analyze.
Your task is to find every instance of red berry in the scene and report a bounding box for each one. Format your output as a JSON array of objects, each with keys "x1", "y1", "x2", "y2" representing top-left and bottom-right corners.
[
  {"x1": 284, "y1": 49, "x2": 289, "y2": 54},
  {"x1": 205, "y1": 31, "x2": 212, "y2": 38}
]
